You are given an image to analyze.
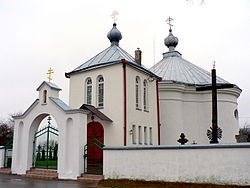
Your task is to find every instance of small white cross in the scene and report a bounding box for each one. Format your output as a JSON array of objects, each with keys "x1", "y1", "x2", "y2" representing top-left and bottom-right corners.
[{"x1": 111, "y1": 10, "x2": 119, "y2": 22}]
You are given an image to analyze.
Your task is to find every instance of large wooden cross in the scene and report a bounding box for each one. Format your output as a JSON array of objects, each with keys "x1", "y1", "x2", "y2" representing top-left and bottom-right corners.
[{"x1": 196, "y1": 65, "x2": 234, "y2": 143}]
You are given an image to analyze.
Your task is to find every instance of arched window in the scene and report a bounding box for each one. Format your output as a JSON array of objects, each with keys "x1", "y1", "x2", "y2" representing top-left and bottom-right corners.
[
  {"x1": 97, "y1": 75, "x2": 104, "y2": 108},
  {"x1": 85, "y1": 78, "x2": 92, "y2": 105},
  {"x1": 143, "y1": 80, "x2": 148, "y2": 111},
  {"x1": 135, "y1": 76, "x2": 141, "y2": 109},
  {"x1": 132, "y1": 125, "x2": 136, "y2": 144},
  {"x1": 43, "y1": 90, "x2": 47, "y2": 103}
]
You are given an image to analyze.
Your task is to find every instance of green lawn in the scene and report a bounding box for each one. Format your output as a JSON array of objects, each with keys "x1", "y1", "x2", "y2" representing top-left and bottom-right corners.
[
  {"x1": 99, "y1": 179, "x2": 249, "y2": 188},
  {"x1": 35, "y1": 160, "x2": 57, "y2": 169}
]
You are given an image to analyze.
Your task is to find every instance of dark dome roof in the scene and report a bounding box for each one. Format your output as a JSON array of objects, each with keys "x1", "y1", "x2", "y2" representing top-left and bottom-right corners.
[
  {"x1": 107, "y1": 23, "x2": 122, "y2": 44},
  {"x1": 164, "y1": 29, "x2": 178, "y2": 49}
]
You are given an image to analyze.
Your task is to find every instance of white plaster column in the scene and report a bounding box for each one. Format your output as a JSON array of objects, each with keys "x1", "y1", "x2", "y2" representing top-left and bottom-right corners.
[{"x1": 58, "y1": 112, "x2": 87, "y2": 180}]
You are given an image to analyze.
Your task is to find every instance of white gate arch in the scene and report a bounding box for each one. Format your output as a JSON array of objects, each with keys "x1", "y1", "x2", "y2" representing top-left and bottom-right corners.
[{"x1": 11, "y1": 81, "x2": 88, "y2": 179}]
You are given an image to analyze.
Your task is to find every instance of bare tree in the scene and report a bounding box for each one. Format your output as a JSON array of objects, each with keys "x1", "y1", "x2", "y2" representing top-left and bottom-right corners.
[{"x1": 0, "y1": 112, "x2": 22, "y2": 146}]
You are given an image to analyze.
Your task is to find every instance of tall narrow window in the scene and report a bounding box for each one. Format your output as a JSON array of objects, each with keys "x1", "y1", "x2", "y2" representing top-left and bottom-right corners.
[
  {"x1": 143, "y1": 80, "x2": 148, "y2": 111},
  {"x1": 132, "y1": 125, "x2": 136, "y2": 144},
  {"x1": 86, "y1": 78, "x2": 92, "y2": 105},
  {"x1": 144, "y1": 127, "x2": 147, "y2": 145},
  {"x1": 149, "y1": 127, "x2": 153, "y2": 145},
  {"x1": 43, "y1": 90, "x2": 47, "y2": 103},
  {"x1": 135, "y1": 76, "x2": 141, "y2": 109},
  {"x1": 138, "y1": 126, "x2": 142, "y2": 144},
  {"x1": 97, "y1": 75, "x2": 104, "y2": 108}
]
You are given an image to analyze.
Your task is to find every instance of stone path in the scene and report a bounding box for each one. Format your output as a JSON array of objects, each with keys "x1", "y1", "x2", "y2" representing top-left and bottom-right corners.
[{"x1": 0, "y1": 174, "x2": 101, "y2": 188}]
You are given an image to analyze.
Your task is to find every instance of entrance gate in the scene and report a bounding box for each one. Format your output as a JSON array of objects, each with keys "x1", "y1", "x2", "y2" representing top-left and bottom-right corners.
[
  {"x1": 4, "y1": 138, "x2": 13, "y2": 168},
  {"x1": 32, "y1": 116, "x2": 58, "y2": 169},
  {"x1": 84, "y1": 122, "x2": 104, "y2": 175}
]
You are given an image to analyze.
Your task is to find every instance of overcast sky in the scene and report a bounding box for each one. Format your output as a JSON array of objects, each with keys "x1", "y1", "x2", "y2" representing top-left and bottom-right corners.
[{"x1": 0, "y1": 0, "x2": 250, "y2": 127}]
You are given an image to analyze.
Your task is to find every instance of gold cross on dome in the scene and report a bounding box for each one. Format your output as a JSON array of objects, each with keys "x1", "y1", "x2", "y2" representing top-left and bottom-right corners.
[
  {"x1": 166, "y1": 16, "x2": 174, "y2": 30},
  {"x1": 47, "y1": 68, "x2": 54, "y2": 82},
  {"x1": 111, "y1": 10, "x2": 119, "y2": 22}
]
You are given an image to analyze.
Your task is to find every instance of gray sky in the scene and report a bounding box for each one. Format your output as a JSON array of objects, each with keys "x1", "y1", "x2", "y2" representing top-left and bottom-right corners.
[{"x1": 1, "y1": 0, "x2": 250, "y2": 127}]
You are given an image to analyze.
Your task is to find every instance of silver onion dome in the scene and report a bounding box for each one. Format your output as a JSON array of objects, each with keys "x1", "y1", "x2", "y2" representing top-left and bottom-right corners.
[
  {"x1": 107, "y1": 23, "x2": 122, "y2": 45},
  {"x1": 164, "y1": 29, "x2": 179, "y2": 50}
]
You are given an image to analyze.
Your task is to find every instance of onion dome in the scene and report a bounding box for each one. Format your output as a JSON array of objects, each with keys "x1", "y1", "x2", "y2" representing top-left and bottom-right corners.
[
  {"x1": 164, "y1": 29, "x2": 179, "y2": 51},
  {"x1": 150, "y1": 28, "x2": 230, "y2": 86},
  {"x1": 107, "y1": 23, "x2": 122, "y2": 46}
]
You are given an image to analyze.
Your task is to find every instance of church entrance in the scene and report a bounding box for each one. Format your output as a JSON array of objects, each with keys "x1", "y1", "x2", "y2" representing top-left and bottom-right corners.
[
  {"x1": 84, "y1": 121, "x2": 104, "y2": 175},
  {"x1": 32, "y1": 116, "x2": 58, "y2": 170}
]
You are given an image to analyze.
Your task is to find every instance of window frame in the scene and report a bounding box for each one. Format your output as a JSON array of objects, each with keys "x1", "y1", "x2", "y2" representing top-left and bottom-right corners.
[
  {"x1": 135, "y1": 76, "x2": 141, "y2": 110},
  {"x1": 85, "y1": 77, "x2": 92, "y2": 105},
  {"x1": 149, "y1": 127, "x2": 153, "y2": 145},
  {"x1": 132, "y1": 125, "x2": 136, "y2": 144},
  {"x1": 97, "y1": 75, "x2": 104, "y2": 108},
  {"x1": 144, "y1": 126, "x2": 147, "y2": 145},
  {"x1": 138, "y1": 126, "x2": 142, "y2": 145},
  {"x1": 143, "y1": 79, "x2": 149, "y2": 112},
  {"x1": 43, "y1": 90, "x2": 47, "y2": 104}
]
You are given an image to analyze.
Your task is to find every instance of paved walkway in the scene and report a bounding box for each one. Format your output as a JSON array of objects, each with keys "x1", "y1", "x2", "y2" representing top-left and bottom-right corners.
[{"x1": 0, "y1": 174, "x2": 100, "y2": 188}]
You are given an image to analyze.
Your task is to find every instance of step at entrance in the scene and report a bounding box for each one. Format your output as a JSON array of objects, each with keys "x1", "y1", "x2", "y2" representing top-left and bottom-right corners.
[
  {"x1": 78, "y1": 174, "x2": 104, "y2": 187},
  {"x1": 24, "y1": 169, "x2": 58, "y2": 180},
  {"x1": 0, "y1": 168, "x2": 11, "y2": 174}
]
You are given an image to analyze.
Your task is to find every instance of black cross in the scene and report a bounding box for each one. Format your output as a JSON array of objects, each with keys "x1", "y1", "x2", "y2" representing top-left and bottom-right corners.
[{"x1": 196, "y1": 66, "x2": 234, "y2": 144}]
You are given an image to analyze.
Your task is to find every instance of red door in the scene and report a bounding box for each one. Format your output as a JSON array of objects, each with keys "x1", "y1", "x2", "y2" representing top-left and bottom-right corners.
[{"x1": 87, "y1": 122, "x2": 104, "y2": 174}]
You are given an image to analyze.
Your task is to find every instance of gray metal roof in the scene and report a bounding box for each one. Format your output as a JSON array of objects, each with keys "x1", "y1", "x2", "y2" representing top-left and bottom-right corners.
[
  {"x1": 150, "y1": 50, "x2": 229, "y2": 86},
  {"x1": 66, "y1": 44, "x2": 160, "y2": 79},
  {"x1": 80, "y1": 104, "x2": 113, "y2": 122},
  {"x1": 37, "y1": 81, "x2": 62, "y2": 91},
  {"x1": 69, "y1": 44, "x2": 135, "y2": 73},
  {"x1": 50, "y1": 97, "x2": 71, "y2": 111}
]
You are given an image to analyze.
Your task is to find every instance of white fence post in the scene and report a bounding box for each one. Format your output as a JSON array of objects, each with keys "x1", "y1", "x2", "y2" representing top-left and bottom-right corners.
[{"x1": 0, "y1": 147, "x2": 5, "y2": 168}]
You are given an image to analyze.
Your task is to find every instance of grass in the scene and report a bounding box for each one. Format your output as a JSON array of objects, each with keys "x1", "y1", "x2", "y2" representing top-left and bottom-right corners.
[
  {"x1": 98, "y1": 179, "x2": 250, "y2": 188},
  {"x1": 35, "y1": 160, "x2": 57, "y2": 169}
]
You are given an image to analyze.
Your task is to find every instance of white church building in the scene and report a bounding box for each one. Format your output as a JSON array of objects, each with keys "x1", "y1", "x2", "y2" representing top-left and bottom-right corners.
[{"x1": 10, "y1": 22, "x2": 247, "y2": 183}]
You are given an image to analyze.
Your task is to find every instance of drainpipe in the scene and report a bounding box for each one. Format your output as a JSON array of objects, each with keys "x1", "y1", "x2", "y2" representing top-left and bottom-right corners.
[
  {"x1": 122, "y1": 59, "x2": 127, "y2": 146},
  {"x1": 156, "y1": 79, "x2": 161, "y2": 145}
]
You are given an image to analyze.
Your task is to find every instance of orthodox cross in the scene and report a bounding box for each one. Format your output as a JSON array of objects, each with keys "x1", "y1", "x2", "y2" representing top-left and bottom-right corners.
[
  {"x1": 111, "y1": 10, "x2": 119, "y2": 22},
  {"x1": 47, "y1": 68, "x2": 54, "y2": 82},
  {"x1": 196, "y1": 62, "x2": 234, "y2": 144},
  {"x1": 166, "y1": 16, "x2": 174, "y2": 30},
  {"x1": 47, "y1": 116, "x2": 52, "y2": 127},
  {"x1": 177, "y1": 133, "x2": 188, "y2": 145}
]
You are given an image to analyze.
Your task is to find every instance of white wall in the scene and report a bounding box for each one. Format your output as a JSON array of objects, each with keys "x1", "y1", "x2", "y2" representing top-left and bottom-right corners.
[
  {"x1": 68, "y1": 63, "x2": 159, "y2": 147},
  {"x1": 68, "y1": 64, "x2": 124, "y2": 146},
  {"x1": 0, "y1": 148, "x2": 5, "y2": 168},
  {"x1": 126, "y1": 66, "x2": 158, "y2": 146},
  {"x1": 103, "y1": 144, "x2": 250, "y2": 185},
  {"x1": 159, "y1": 83, "x2": 241, "y2": 145}
]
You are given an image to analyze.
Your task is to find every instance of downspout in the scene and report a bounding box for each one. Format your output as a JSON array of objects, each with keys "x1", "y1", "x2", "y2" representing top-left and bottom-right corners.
[
  {"x1": 122, "y1": 59, "x2": 127, "y2": 146},
  {"x1": 156, "y1": 79, "x2": 161, "y2": 145}
]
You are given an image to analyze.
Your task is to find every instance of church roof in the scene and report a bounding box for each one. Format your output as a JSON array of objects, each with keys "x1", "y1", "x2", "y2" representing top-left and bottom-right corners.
[
  {"x1": 150, "y1": 29, "x2": 230, "y2": 86},
  {"x1": 66, "y1": 23, "x2": 160, "y2": 79},
  {"x1": 80, "y1": 104, "x2": 113, "y2": 122},
  {"x1": 70, "y1": 44, "x2": 135, "y2": 73},
  {"x1": 37, "y1": 81, "x2": 62, "y2": 91}
]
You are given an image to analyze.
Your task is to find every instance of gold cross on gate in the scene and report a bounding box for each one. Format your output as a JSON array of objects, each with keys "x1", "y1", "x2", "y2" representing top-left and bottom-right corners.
[
  {"x1": 166, "y1": 16, "x2": 174, "y2": 30},
  {"x1": 47, "y1": 68, "x2": 54, "y2": 82}
]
